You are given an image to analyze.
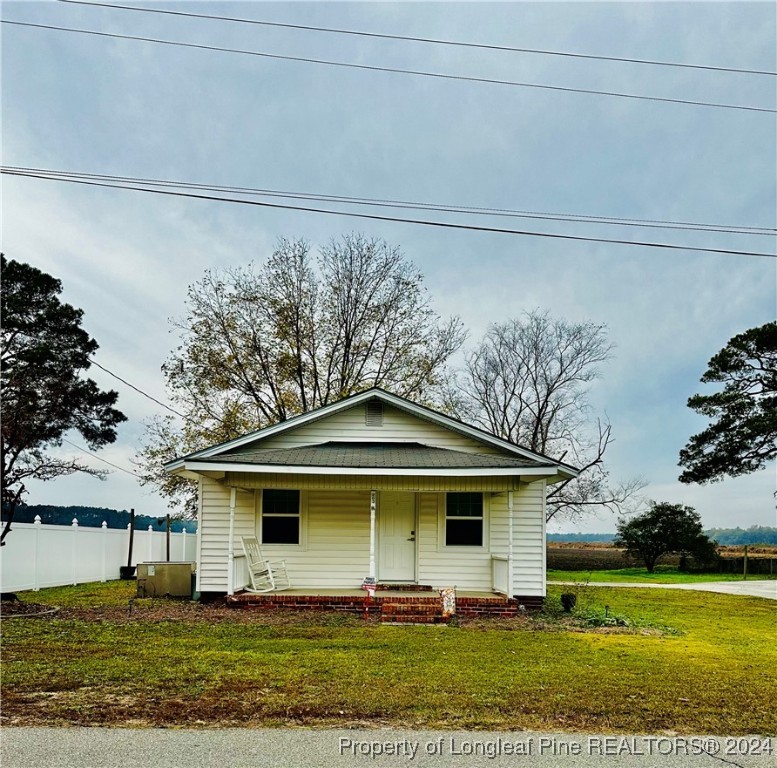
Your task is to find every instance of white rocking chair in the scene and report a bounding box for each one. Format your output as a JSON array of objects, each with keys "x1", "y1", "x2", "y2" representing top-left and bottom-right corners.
[{"x1": 240, "y1": 536, "x2": 290, "y2": 593}]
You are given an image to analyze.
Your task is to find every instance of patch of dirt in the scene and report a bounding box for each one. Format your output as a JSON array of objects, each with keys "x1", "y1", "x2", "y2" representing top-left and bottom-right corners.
[
  {"x1": 456, "y1": 613, "x2": 676, "y2": 636},
  {"x1": 54, "y1": 600, "x2": 374, "y2": 626},
  {"x1": 1, "y1": 600, "x2": 59, "y2": 618}
]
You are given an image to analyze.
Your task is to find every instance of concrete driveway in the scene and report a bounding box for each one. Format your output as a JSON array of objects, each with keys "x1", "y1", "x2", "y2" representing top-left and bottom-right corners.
[{"x1": 554, "y1": 580, "x2": 777, "y2": 600}]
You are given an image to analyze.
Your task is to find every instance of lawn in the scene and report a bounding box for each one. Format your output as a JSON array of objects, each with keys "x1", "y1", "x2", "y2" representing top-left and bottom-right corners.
[
  {"x1": 547, "y1": 565, "x2": 776, "y2": 583},
  {"x1": 2, "y1": 580, "x2": 775, "y2": 734}
]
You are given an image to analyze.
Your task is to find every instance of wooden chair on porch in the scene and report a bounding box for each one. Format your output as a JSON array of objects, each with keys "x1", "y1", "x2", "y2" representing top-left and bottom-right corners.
[{"x1": 240, "y1": 536, "x2": 291, "y2": 593}]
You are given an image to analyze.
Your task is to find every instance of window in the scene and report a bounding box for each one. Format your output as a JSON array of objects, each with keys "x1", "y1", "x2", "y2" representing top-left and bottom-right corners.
[
  {"x1": 261, "y1": 489, "x2": 300, "y2": 545},
  {"x1": 445, "y1": 492, "x2": 483, "y2": 547}
]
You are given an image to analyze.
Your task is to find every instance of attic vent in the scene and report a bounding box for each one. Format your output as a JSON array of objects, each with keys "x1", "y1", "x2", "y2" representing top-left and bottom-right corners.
[{"x1": 365, "y1": 400, "x2": 384, "y2": 426}]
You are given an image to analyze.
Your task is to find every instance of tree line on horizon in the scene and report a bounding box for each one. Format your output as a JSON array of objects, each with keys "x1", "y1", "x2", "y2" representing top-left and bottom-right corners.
[
  {"x1": 0, "y1": 504, "x2": 197, "y2": 533},
  {"x1": 547, "y1": 526, "x2": 777, "y2": 546}
]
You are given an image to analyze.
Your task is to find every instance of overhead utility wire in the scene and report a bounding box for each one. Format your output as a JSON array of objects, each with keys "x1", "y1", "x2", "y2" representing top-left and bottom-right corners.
[
  {"x1": 3, "y1": 20, "x2": 774, "y2": 114},
  {"x1": 5, "y1": 168, "x2": 775, "y2": 259},
  {"x1": 61, "y1": 437, "x2": 140, "y2": 476},
  {"x1": 6, "y1": 165, "x2": 774, "y2": 236},
  {"x1": 57, "y1": 0, "x2": 777, "y2": 77},
  {"x1": 88, "y1": 358, "x2": 187, "y2": 419}
]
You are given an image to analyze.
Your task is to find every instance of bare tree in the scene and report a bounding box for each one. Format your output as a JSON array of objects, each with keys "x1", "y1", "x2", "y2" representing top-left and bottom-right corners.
[
  {"x1": 452, "y1": 311, "x2": 643, "y2": 523},
  {"x1": 137, "y1": 234, "x2": 465, "y2": 514}
]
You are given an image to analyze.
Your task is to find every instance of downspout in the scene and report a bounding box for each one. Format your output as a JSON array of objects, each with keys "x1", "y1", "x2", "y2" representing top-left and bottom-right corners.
[
  {"x1": 508, "y1": 489, "x2": 515, "y2": 599},
  {"x1": 369, "y1": 490, "x2": 377, "y2": 580},
  {"x1": 227, "y1": 486, "x2": 236, "y2": 596}
]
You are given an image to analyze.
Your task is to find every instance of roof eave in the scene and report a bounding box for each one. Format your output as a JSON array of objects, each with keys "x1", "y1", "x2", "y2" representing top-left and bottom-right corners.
[{"x1": 177, "y1": 460, "x2": 564, "y2": 478}]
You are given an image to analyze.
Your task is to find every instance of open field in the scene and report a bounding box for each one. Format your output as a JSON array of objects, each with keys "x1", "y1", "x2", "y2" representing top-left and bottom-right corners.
[
  {"x1": 546, "y1": 544, "x2": 777, "y2": 574},
  {"x1": 547, "y1": 542, "x2": 777, "y2": 555},
  {"x1": 547, "y1": 566, "x2": 777, "y2": 584},
  {"x1": 2, "y1": 581, "x2": 775, "y2": 734}
]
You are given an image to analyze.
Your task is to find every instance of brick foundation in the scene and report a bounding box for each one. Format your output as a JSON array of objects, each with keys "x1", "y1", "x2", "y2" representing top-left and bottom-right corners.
[{"x1": 225, "y1": 591, "x2": 544, "y2": 617}]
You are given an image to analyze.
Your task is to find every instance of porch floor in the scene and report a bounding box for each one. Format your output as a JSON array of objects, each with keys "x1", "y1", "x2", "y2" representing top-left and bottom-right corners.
[{"x1": 230, "y1": 588, "x2": 501, "y2": 599}]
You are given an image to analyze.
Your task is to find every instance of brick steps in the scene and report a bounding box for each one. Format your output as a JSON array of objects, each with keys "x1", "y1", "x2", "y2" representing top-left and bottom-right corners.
[{"x1": 380, "y1": 601, "x2": 445, "y2": 624}]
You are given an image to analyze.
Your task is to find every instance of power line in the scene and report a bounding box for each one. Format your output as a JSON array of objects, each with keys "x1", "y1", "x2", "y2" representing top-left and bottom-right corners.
[
  {"x1": 61, "y1": 437, "x2": 140, "y2": 476},
  {"x1": 3, "y1": 19, "x2": 774, "y2": 114},
  {"x1": 5, "y1": 167, "x2": 775, "y2": 258},
  {"x1": 88, "y1": 358, "x2": 187, "y2": 419},
  {"x1": 4, "y1": 165, "x2": 773, "y2": 236},
  {"x1": 57, "y1": 0, "x2": 777, "y2": 77}
]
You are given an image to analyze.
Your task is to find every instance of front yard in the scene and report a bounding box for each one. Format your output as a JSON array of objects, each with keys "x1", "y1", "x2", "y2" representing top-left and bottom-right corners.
[{"x1": 2, "y1": 581, "x2": 775, "y2": 734}]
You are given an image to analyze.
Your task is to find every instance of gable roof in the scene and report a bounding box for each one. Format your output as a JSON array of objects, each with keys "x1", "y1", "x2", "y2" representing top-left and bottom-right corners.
[{"x1": 165, "y1": 388, "x2": 578, "y2": 477}]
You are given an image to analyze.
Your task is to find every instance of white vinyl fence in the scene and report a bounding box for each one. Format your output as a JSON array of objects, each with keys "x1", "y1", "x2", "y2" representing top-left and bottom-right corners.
[{"x1": 0, "y1": 517, "x2": 198, "y2": 592}]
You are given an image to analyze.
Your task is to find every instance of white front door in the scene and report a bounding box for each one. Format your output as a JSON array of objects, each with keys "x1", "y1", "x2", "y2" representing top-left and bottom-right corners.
[{"x1": 378, "y1": 491, "x2": 416, "y2": 582}]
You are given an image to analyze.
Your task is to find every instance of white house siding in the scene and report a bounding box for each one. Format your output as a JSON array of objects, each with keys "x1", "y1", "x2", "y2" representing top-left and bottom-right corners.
[
  {"x1": 199, "y1": 479, "x2": 373, "y2": 591},
  {"x1": 263, "y1": 490, "x2": 371, "y2": 588},
  {"x1": 499, "y1": 480, "x2": 547, "y2": 598},
  {"x1": 248, "y1": 403, "x2": 501, "y2": 454},
  {"x1": 416, "y1": 492, "x2": 491, "y2": 591},
  {"x1": 515, "y1": 480, "x2": 547, "y2": 597},
  {"x1": 198, "y1": 478, "x2": 255, "y2": 592},
  {"x1": 198, "y1": 476, "x2": 548, "y2": 596},
  {"x1": 414, "y1": 482, "x2": 546, "y2": 596}
]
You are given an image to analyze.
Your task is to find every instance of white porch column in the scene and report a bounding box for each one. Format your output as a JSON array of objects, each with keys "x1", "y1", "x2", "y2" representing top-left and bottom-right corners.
[
  {"x1": 227, "y1": 487, "x2": 237, "y2": 596},
  {"x1": 507, "y1": 490, "x2": 515, "y2": 599},
  {"x1": 369, "y1": 490, "x2": 377, "y2": 580}
]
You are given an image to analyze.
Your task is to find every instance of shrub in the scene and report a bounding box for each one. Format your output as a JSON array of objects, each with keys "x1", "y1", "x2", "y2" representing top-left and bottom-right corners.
[{"x1": 560, "y1": 593, "x2": 577, "y2": 613}]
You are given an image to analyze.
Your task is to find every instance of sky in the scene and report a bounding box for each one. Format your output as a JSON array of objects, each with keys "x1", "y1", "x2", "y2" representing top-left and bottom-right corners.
[{"x1": 2, "y1": 1, "x2": 775, "y2": 533}]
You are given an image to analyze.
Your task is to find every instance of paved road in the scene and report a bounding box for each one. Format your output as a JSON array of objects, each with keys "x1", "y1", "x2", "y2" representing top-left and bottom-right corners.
[
  {"x1": 553, "y1": 580, "x2": 777, "y2": 600},
  {"x1": 2, "y1": 728, "x2": 775, "y2": 768}
]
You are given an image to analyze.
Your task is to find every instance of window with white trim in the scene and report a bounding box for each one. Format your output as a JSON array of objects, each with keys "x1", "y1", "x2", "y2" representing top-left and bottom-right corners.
[
  {"x1": 445, "y1": 492, "x2": 483, "y2": 546},
  {"x1": 261, "y1": 489, "x2": 301, "y2": 545}
]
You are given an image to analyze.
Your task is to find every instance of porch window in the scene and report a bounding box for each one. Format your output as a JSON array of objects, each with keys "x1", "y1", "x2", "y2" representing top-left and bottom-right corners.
[
  {"x1": 261, "y1": 489, "x2": 300, "y2": 544},
  {"x1": 445, "y1": 492, "x2": 483, "y2": 546}
]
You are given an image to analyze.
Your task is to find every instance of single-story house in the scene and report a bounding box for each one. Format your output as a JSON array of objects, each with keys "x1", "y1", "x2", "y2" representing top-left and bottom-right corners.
[{"x1": 164, "y1": 388, "x2": 577, "y2": 610}]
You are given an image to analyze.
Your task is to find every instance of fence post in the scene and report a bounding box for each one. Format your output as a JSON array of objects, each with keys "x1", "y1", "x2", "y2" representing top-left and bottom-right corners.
[
  {"x1": 743, "y1": 545, "x2": 748, "y2": 580},
  {"x1": 181, "y1": 528, "x2": 187, "y2": 561},
  {"x1": 147, "y1": 524, "x2": 154, "y2": 562},
  {"x1": 33, "y1": 515, "x2": 42, "y2": 592},
  {"x1": 101, "y1": 521, "x2": 108, "y2": 582},
  {"x1": 71, "y1": 518, "x2": 79, "y2": 586}
]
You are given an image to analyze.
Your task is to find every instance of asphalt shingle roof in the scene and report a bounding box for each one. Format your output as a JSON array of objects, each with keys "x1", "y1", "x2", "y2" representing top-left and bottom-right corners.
[{"x1": 192, "y1": 442, "x2": 552, "y2": 470}]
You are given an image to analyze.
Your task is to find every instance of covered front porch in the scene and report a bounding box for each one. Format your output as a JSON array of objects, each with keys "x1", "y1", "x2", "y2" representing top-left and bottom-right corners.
[{"x1": 220, "y1": 482, "x2": 531, "y2": 600}]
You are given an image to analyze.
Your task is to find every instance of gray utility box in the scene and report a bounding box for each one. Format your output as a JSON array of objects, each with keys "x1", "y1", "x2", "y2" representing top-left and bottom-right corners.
[{"x1": 136, "y1": 562, "x2": 196, "y2": 599}]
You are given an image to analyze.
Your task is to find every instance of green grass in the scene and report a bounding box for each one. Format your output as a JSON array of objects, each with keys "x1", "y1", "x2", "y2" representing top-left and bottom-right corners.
[
  {"x1": 547, "y1": 565, "x2": 776, "y2": 583},
  {"x1": 2, "y1": 580, "x2": 775, "y2": 734}
]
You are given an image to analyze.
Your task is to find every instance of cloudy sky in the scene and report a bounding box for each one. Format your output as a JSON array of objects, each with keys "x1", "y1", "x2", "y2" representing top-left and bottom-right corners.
[{"x1": 3, "y1": 1, "x2": 775, "y2": 532}]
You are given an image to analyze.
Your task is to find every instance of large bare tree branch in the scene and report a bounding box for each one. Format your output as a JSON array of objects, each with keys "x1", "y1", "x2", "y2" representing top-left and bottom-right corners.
[{"x1": 455, "y1": 311, "x2": 644, "y2": 522}]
